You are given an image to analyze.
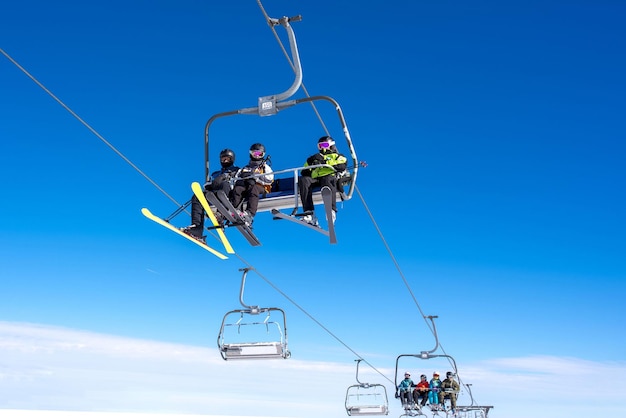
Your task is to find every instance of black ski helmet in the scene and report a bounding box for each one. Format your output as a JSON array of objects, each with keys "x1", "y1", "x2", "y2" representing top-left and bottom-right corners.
[
  {"x1": 249, "y1": 143, "x2": 266, "y2": 160},
  {"x1": 317, "y1": 136, "x2": 336, "y2": 154},
  {"x1": 219, "y1": 148, "x2": 235, "y2": 167}
]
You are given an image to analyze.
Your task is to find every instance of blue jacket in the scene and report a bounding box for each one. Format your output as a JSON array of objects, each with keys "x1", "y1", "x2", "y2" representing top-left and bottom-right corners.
[{"x1": 398, "y1": 378, "x2": 415, "y2": 393}]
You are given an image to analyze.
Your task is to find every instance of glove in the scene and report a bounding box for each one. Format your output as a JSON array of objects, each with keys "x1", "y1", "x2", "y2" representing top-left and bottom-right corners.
[
  {"x1": 395, "y1": 392, "x2": 400, "y2": 399},
  {"x1": 307, "y1": 154, "x2": 324, "y2": 165},
  {"x1": 213, "y1": 173, "x2": 228, "y2": 184},
  {"x1": 240, "y1": 167, "x2": 253, "y2": 178}
]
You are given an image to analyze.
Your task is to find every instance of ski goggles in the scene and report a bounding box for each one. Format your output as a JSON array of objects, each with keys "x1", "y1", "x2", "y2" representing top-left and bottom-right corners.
[
  {"x1": 318, "y1": 139, "x2": 335, "y2": 150},
  {"x1": 250, "y1": 150, "x2": 265, "y2": 158}
]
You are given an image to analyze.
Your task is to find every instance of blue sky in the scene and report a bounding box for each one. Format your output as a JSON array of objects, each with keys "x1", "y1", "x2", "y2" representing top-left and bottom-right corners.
[{"x1": 1, "y1": 1, "x2": 625, "y2": 417}]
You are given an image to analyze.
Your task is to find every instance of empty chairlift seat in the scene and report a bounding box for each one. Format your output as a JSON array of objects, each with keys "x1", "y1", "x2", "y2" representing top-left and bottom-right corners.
[
  {"x1": 217, "y1": 308, "x2": 290, "y2": 360},
  {"x1": 345, "y1": 383, "x2": 389, "y2": 416},
  {"x1": 345, "y1": 360, "x2": 389, "y2": 416}
]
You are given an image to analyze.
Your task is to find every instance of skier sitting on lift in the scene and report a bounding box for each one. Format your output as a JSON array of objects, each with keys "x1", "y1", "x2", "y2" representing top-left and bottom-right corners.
[
  {"x1": 397, "y1": 371, "x2": 415, "y2": 409},
  {"x1": 183, "y1": 148, "x2": 239, "y2": 242},
  {"x1": 413, "y1": 374, "x2": 430, "y2": 407},
  {"x1": 230, "y1": 143, "x2": 274, "y2": 226},
  {"x1": 429, "y1": 371, "x2": 443, "y2": 409},
  {"x1": 299, "y1": 136, "x2": 347, "y2": 227},
  {"x1": 440, "y1": 371, "x2": 460, "y2": 412}
]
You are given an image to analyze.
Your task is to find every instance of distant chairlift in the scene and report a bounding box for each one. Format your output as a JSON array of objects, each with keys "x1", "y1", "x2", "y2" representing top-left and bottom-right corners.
[
  {"x1": 217, "y1": 268, "x2": 290, "y2": 360},
  {"x1": 394, "y1": 316, "x2": 460, "y2": 417},
  {"x1": 203, "y1": 15, "x2": 359, "y2": 216},
  {"x1": 394, "y1": 316, "x2": 493, "y2": 418},
  {"x1": 345, "y1": 359, "x2": 389, "y2": 416}
]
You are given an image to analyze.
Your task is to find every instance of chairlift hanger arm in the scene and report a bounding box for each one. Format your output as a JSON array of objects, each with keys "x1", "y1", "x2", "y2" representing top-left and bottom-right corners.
[
  {"x1": 355, "y1": 359, "x2": 364, "y2": 385},
  {"x1": 238, "y1": 267, "x2": 262, "y2": 313},
  {"x1": 422, "y1": 315, "x2": 440, "y2": 355},
  {"x1": 261, "y1": 15, "x2": 303, "y2": 104}
]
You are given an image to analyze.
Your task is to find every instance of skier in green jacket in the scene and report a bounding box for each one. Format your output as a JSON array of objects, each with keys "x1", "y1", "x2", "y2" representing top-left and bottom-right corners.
[{"x1": 299, "y1": 136, "x2": 347, "y2": 227}]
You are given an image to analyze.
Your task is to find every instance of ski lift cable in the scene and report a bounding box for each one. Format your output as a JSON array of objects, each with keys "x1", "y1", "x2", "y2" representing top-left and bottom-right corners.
[
  {"x1": 1, "y1": 43, "x2": 391, "y2": 383},
  {"x1": 356, "y1": 166, "x2": 477, "y2": 402},
  {"x1": 356, "y1": 183, "x2": 459, "y2": 365},
  {"x1": 255, "y1": 0, "x2": 439, "y2": 361},
  {"x1": 249, "y1": 267, "x2": 395, "y2": 386},
  {"x1": 355, "y1": 184, "x2": 463, "y2": 383},
  {"x1": 0, "y1": 48, "x2": 235, "y2": 256},
  {"x1": 255, "y1": 1, "x2": 479, "y2": 401},
  {"x1": 254, "y1": 0, "x2": 437, "y2": 338},
  {"x1": 254, "y1": 1, "x2": 432, "y2": 334},
  {"x1": 259, "y1": 2, "x2": 483, "y2": 405},
  {"x1": 4, "y1": 15, "x2": 472, "y2": 401},
  {"x1": 0, "y1": 47, "x2": 180, "y2": 209}
]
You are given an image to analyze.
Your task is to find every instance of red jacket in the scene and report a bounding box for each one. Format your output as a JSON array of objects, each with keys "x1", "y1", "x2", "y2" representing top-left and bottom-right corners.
[{"x1": 414, "y1": 381, "x2": 430, "y2": 393}]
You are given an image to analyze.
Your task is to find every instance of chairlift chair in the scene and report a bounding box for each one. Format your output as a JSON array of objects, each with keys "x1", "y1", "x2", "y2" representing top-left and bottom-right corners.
[
  {"x1": 203, "y1": 15, "x2": 358, "y2": 216},
  {"x1": 216, "y1": 268, "x2": 290, "y2": 360},
  {"x1": 217, "y1": 308, "x2": 289, "y2": 360},
  {"x1": 453, "y1": 406, "x2": 493, "y2": 418},
  {"x1": 345, "y1": 360, "x2": 389, "y2": 416}
]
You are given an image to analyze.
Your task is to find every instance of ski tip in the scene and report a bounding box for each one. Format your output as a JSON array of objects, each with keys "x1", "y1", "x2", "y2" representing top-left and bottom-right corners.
[{"x1": 191, "y1": 181, "x2": 203, "y2": 193}]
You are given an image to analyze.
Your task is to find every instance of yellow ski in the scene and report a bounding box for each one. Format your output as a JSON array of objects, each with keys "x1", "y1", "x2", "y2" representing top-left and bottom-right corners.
[
  {"x1": 141, "y1": 207, "x2": 228, "y2": 260},
  {"x1": 191, "y1": 182, "x2": 235, "y2": 254}
]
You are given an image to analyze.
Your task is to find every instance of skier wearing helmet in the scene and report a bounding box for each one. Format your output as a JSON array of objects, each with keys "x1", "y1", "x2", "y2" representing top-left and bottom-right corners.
[
  {"x1": 440, "y1": 371, "x2": 460, "y2": 412},
  {"x1": 429, "y1": 371, "x2": 443, "y2": 408},
  {"x1": 396, "y1": 371, "x2": 415, "y2": 410},
  {"x1": 413, "y1": 374, "x2": 430, "y2": 407},
  {"x1": 299, "y1": 136, "x2": 347, "y2": 227},
  {"x1": 230, "y1": 143, "x2": 274, "y2": 225},
  {"x1": 182, "y1": 148, "x2": 239, "y2": 242}
]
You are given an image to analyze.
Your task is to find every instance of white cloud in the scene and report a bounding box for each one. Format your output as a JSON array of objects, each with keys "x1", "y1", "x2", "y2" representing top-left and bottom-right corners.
[
  {"x1": 1, "y1": 321, "x2": 625, "y2": 418},
  {"x1": 0, "y1": 321, "x2": 350, "y2": 417},
  {"x1": 0, "y1": 412, "x2": 263, "y2": 418},
  {"x1": 455, "y1": 355, "x2": 626, "y2": 416}
]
